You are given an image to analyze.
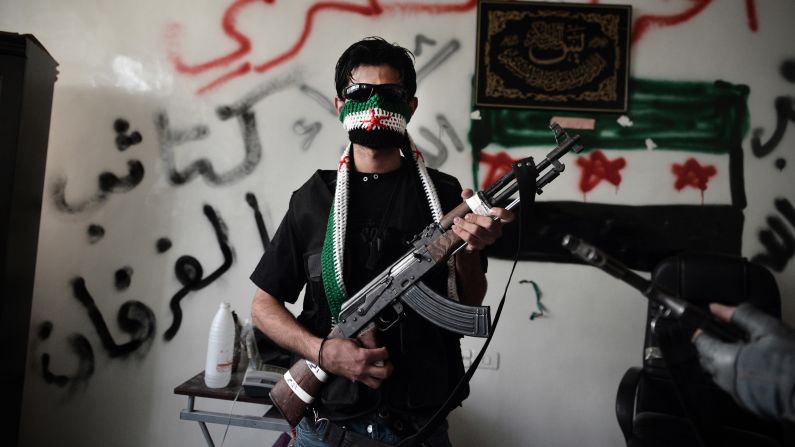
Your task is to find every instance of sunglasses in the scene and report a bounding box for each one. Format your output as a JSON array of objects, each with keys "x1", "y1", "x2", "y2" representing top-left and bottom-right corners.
[{"x1": 341, "y1": 83, "x2": 409, "y2": 103}]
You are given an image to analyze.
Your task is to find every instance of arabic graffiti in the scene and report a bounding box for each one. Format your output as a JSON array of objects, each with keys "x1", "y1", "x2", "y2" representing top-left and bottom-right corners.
[
  {"x1": 246, "y1": 192, "x2": 271, "y2": 250},
  {"x1": 417, "y1": 114, "x2": 464, "y2": 169},
  {"x1": 51, "y1": 118, "x2": 145, "y2": 215},
  {"x1": 156, "y1": 238, "x2": 172, "y2": 253},
  {"x1": 39, "y1": 322, "x2": 95, "y2": 388},
  {"x1": 165, "y1": 0, "x2": 476, "y2": 94},
  {"x1": 52, "y1": 160, "x2": 144, "y2": 213},
  {"x1": 154, "y1": 112, "x2": 207, "y2": 183},
  {"x1": 293, "y1": 119, "x2": 322, "y2": 151},
  {"x1": 163, "y1": 205, "x2": 234, "y2": 341},
  {"x1": 39, "y1": 203, "x2": 237, "y2": 386},
  {"x1": 590, "y1": 0, "x2": 759, "y2": 43},
  {"x1": 115, "y1": 267, "x2": 133, "y2": 291},
  {"x1": 749, "y1": 59, "x2": 794, "y2": 271},
  {"x1": 416, "y1": 39, "x2": 460, "y2": 83},
  {"x1": 166, "y1": 0, "x2": 761, "y2": 95},
  {"x1": 631, "y1": 0, "x2": 714, "y2": 44},
  {"x1": 299, "y1": 84, "x2": 337, "y2": 116},
  {"x1": 155, "y1": 107, "x2": 261, "y2": 186},
  {"x1": 87, "y1": 224, "x2": 105, "y2": 244},
  {"x1": 156, "y1": 74, "x2": 309, "y2": 185},
  {"x1": 413, "y1": 34, "x2": 436, "y2": 56},
  {"x1": 752, "y1": 96, "x2": 794, "y2": 159},
  {"x1": 114, "y1": 119, "x2": 143, "y2": 151},
  {"x1": 752, "y1": 198, "x2": 795, "y2": 273},
  {"x1": 71, "y1": 278, "x2": 156, "y2": 358},
  {"x1": 751, "y1": 59, "x2": 795, "y2": 169}
]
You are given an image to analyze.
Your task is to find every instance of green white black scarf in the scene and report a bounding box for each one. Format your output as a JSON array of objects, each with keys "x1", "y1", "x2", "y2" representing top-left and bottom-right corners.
[{"x1": 321, "y1": 138, "x2": 458, "y2": 323}]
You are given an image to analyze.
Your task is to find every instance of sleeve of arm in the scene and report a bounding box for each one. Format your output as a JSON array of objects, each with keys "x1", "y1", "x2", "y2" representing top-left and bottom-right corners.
[
  {"x1": 249, "y1": 194, "x2": 328, "y2": 362},
  {"x1": 250, "y1": 196, "x2": 306, "y2": 304}
]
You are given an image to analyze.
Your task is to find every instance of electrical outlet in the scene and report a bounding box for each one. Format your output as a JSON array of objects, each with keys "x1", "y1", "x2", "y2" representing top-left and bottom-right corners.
[
  {"x1": 461, "y1": 350, "x2": 499, "y2": 370},
  {"x1": 479, "y1": 352, "x2": 500, "y2": 370},
  {"x1": 461, "y1": 348, "x2": 473, "y2": 369}
]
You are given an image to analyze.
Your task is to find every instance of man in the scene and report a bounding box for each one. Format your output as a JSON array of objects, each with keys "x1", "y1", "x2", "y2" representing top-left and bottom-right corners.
[{"x1": 250, "y1": 37, "x2": 513, "y2": 446}]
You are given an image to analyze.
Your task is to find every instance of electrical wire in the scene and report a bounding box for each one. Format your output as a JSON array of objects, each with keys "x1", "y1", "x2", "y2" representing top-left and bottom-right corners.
[{"x1": 219, "y1": 387, "x2": 242, "y2": 447}]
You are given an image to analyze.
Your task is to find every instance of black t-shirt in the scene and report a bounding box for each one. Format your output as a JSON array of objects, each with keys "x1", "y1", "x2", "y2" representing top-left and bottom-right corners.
[{"x1": 250, "y1": 160, "x2": 486, "y2": 421}]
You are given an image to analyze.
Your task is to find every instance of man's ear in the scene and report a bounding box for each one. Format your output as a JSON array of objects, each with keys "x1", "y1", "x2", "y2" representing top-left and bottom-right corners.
[
  {"x1": 334, "y1": 97, "x2": 345, "y2": 114},
  {"x1": 408, "y1": 97, "x2": 418, "y2": 116}
]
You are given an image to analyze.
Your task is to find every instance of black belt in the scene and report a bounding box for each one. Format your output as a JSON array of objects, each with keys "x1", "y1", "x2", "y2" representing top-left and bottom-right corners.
[{"x1": 323, "y1": 421, "x2": 393, "y2": 447}]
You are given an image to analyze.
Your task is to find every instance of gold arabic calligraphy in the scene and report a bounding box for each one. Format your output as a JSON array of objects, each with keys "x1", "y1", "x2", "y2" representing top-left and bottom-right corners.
[{"x1": 483, "y1": 9, "x2": 621, "y2": 103}]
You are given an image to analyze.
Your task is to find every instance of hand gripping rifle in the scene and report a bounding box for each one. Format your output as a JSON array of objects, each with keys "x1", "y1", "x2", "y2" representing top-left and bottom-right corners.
[
  {"x1": 269, "y1": 124, "x2": 585, "y2": 426},
  {"x1": 561, "y1": 235, "x2": 748, "y2": 343}
]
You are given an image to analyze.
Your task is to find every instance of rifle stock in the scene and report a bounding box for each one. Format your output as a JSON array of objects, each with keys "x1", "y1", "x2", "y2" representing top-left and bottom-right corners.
[{"x1": 269, "y1": 124, "x2": 584, "y2": 426}]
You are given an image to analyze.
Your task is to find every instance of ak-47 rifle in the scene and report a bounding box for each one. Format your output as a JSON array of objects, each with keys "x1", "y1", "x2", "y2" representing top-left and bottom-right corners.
[
  {"x1": 269, "y1": 124, "x2": 585, "y2": 426},
  {"x1": 561, "y1": 235, "x2": 748, "y2": 343}
]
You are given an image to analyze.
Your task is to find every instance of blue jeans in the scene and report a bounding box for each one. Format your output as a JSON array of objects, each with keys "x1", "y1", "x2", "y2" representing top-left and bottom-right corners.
[{"x1": 295, "y1": 415, "x2": 452, "y2": 447}]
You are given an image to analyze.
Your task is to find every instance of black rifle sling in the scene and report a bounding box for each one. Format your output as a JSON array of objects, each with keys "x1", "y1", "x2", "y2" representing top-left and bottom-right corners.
[
  {"x1": 396, "y1": 158, "x2": 538, "y2": 447},
  {"x1": 511, "y1": 158, "x2": 537, "y2": 250}
]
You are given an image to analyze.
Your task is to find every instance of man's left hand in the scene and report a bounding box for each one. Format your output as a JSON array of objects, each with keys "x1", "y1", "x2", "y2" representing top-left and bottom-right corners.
[{"x1": 451, "y1": 189, "x2": 515, "y2": 251}]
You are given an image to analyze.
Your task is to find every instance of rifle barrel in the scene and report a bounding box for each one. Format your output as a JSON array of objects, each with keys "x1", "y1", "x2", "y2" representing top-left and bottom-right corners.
[{"x1": 561, "y1": 235, "x2": 747, "y2": 343}]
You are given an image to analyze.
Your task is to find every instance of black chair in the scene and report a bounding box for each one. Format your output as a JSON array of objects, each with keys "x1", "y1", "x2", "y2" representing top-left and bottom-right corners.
[{"x1": 615, "y1": 252, "x2": 788, "y2": 447}]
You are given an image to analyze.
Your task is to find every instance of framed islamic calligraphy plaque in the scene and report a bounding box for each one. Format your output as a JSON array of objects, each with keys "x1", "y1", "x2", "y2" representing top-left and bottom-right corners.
[{"x1": 474, "y1": 1, "x2": 631, "y2": 112}]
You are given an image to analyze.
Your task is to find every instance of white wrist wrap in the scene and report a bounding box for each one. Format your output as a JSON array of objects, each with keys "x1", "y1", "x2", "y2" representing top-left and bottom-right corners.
[
  {"x1": 466, "y1": 193, "x2": 492, "y2": 216},
  {"x1": 305, "y1": 360, "x2": 329, "y2": 383},
  {"x1": 284, "y1": 370, "x2": 314, "y2": 404}
]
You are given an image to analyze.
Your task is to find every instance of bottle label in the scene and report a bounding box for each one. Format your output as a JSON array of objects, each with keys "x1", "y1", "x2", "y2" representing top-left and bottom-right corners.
[{"x1": 216, "y1": 360, "x2": 233, "y2": 373}]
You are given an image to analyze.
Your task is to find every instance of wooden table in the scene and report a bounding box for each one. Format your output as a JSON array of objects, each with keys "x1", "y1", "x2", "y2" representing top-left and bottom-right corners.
[{"x1": 174, "y1": 371, "x2": 290, "y2": 446}]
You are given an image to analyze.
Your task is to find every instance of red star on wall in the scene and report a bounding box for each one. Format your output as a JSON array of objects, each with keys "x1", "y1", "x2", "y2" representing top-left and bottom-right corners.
[
  {"x1": 672, "y1": 158, "x2": 717, "y2": 201},
  {"x1": 479, "y1": 151, "x2": 518, "y2": 190},
  {"x1": 576, "y1": 150, "x2": 627, "y2": 199},
  {"x1": 363, "y1": 108, "x2": 386, "y2": 131}
]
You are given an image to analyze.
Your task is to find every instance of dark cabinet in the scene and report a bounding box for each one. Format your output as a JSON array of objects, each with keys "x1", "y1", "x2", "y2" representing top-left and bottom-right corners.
[{"x1": 0, "y1": 32, "x2": 58, "y2": 446}]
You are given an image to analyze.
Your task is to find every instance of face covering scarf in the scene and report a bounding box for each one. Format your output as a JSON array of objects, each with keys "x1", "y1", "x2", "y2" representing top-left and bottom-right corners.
[{"x1": 338, "y1": 93, "x2": 412, "y2": 149}]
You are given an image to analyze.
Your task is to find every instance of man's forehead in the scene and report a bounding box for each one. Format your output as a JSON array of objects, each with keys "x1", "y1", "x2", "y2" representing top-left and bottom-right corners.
[{"x1": 349, "y1": 64, "x2": 402, "y2": 84}]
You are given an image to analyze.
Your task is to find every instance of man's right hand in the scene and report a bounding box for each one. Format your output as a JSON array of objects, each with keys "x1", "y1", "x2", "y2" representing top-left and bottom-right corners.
[{"x1": 319, "y1": 338, "x2": 394, "y2": 389}]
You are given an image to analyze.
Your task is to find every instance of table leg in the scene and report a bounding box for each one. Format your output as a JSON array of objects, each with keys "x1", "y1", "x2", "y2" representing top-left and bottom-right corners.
[
  {"x1": 198, "y1": 421, "x2": 215, "y2": 447},
  {"x1": 188, "y1": 396, "x2": 215, "y2": 447}
]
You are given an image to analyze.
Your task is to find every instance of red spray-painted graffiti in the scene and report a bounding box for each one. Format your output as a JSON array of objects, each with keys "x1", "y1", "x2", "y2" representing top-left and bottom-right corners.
[
  {"x1": 745, "y1": 0, "x2": 759, "y2": 32},
  {"x1": 590, "y1": 0, "x2": 758, "y2": 44},
  {"x1": 632, "y1": 0, "x2": 713, "y2": 44},
  {"x1": 672, "y1": 157, "x2": 717, "y2": 203},
  {"x1": 576, "y1": 150, "x2": 626, "y2": 201},
  {"x1": 166, "y1": 0, "x2": 476, "y2": 94},
  {"x1": 478, "y1": 151, "x2": 518, "y2": 191}
]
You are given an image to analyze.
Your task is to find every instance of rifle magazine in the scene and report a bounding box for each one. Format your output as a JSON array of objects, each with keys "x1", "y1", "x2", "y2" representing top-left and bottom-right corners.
[{"x1": 401, "y1": 282, "x2": 491, "y2": 337}]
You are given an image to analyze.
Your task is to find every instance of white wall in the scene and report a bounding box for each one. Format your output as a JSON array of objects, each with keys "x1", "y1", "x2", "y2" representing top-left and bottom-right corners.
[{"x1": 2, "y1": 1, "x2": 794, "y2": 446}]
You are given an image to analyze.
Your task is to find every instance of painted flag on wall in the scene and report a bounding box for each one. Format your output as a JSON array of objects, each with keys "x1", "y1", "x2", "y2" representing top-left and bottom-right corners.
[{"x1": 470, "y1": 78, "x2": 749, "y2": 271}]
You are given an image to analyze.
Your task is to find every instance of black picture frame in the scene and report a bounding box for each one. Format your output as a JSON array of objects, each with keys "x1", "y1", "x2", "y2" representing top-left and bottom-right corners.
[{"x1": 474, "y1": 1, "x2": 632, "y2": 112}]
